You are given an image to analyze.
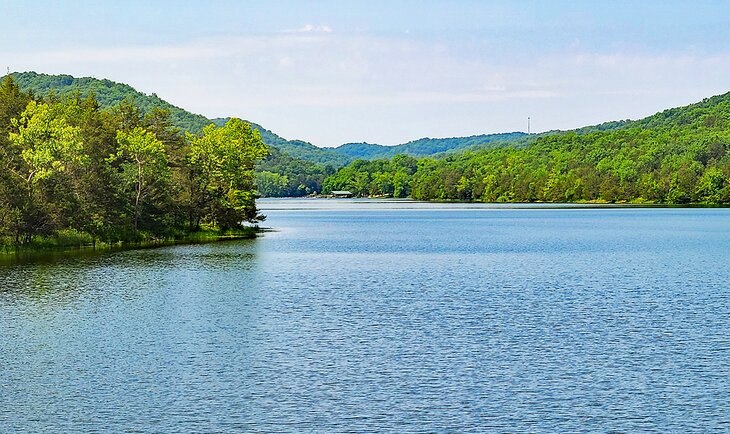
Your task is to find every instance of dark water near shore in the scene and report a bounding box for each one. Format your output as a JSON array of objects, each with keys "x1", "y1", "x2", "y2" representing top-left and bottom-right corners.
[{"x1": 2, "y1": 199, "x2": 730, "y2": 432}]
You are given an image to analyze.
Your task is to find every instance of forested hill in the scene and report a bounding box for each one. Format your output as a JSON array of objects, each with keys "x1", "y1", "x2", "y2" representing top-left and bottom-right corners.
[
  {"x1": 323, "y1": 90, "x2": 730, "y2": 204},
  {"x1": 333, "y1": 132, "x2": 528, "y2": 159},
  {"x1": 12, "y1": 71, "x2": 213, "y2": 132},
  {"x1": 630, "y1": 92, "x2": 730, "y2": 130},
  {"x1": 21, "y1": 70, "x2": 729, "y2": 203},
  {"x1": 213, "y1": 117, "x2": 350, "y2": 167},
  {"x1": 13, "y1": 72, "x2": 352, "y2": 167},
  {"x1": 11, "y1": 72, "x2": 540, "y2": 168}
]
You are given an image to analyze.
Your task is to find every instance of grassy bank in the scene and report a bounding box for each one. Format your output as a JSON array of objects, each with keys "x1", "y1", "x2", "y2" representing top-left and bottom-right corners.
[{"x1": 0, "y1": 227, "x2": 259, "y2": 255}]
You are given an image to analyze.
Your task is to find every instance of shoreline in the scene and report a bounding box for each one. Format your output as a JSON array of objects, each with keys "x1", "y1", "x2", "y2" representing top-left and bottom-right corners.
[
  {"x1": 259, "y1": 196, "x2": 730, "y2": 208},
  {"x1": 0, "y1": 228, "x2": 259, "y2": 261}
]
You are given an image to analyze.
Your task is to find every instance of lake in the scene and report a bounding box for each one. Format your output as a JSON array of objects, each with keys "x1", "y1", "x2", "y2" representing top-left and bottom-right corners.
[{"x1": 2, "y1": 199, "x2": 730, "y2": 432}]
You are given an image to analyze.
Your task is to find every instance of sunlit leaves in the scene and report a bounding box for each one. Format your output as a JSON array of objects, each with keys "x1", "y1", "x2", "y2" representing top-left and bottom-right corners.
[
  {"x1": 186, "y1": 118, "x2": 268, "y2": 228},
  {"x1": 114, "y1": 127, "x2": 170, "y2": 230},
  {"x1": 10, "y1": 101, "x2": 86, "y2": 184}
]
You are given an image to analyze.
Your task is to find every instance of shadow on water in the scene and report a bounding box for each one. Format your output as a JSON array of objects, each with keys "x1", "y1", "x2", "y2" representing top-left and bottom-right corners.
[
  {"x1": 0, "y1": 236, "x2": 258, "y2": 267},
  {"x1": 0, "y1": 237, "x2": 260, "y2": 307}
]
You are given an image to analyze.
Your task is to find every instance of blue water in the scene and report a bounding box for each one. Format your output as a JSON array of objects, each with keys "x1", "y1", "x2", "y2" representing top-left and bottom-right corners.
[{"x1": 2, "y1": 199, "x2": 730, "y2": 432}]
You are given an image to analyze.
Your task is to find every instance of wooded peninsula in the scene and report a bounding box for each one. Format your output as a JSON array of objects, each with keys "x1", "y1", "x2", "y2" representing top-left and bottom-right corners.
[{"x1": 0, "y1": 75, "x2": 267, "y2": 249}]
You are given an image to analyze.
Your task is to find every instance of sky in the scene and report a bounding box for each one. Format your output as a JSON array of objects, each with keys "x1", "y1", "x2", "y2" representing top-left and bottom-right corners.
[{"x1": 3, "y1": 0, "x2": 730, "y2": 147}]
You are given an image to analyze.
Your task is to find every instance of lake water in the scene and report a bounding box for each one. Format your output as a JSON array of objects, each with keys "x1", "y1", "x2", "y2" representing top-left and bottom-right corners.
[{"x1": 2, "y1": 199, "x2": 730, "y2": 432}]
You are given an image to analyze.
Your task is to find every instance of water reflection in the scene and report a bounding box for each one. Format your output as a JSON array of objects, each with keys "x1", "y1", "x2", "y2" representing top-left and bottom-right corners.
[
  {"x1": 1, "y1": 238, "x2": 263, "y2": 432},
  {"x1": 0, "y1": 239, "x2": 258, "y2": 305}
]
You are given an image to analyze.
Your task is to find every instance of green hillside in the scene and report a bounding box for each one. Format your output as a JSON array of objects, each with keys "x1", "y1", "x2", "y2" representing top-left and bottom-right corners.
[
  {"x1": 12, "y1": 72, "x2": 336, "y2": 156},
  {"x1": 213, "y1": 117, "x2": 351, "y2": 167},
  {"x1": 333, "y1": 132, "x2": 528, "y2": 159},
  {"x1": 11, "y1": 72, "x2": 543, "y2": 169},
  {"x1": 12, "y1": 71, "x2": 213, "y2": 132},
  {"x1": 10, "y1": 72, "x2": 339, "y2": 196},
  {"x1": 18, "y1": 70, "x2": 724, "y2": 203},
  {"x1": 256, "y1": 147, "x2": 336, "y2": 197},
  {"x1": 11, "y1": 72, "x2": 350, "y2": 192},
  {"x1": 324, "y1": 91, "x2": 730, "y2": 204}
]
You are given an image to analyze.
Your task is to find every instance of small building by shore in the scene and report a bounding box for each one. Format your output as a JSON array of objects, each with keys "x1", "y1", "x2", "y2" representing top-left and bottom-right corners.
[{"x1": 331, "y1": 190, "x2": 354, "y2": 198}]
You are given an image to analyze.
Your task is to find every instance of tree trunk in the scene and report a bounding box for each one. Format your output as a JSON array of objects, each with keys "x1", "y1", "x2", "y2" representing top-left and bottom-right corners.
[{"x1": 135, "y1": 158, "x2": 142, "y2": 231}]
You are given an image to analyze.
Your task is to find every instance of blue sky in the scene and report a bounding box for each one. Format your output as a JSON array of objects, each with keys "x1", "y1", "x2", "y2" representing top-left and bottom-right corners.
[{"x1": 4, "y1": 0, "x2": 730, "y2": 147}]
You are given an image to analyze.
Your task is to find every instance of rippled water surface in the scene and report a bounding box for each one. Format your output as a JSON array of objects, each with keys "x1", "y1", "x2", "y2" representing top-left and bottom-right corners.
[{"x1": 2, "y1": 199, "x2": 730, "y2": 432}]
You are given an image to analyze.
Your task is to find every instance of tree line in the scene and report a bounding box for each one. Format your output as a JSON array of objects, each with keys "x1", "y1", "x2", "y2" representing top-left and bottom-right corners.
[
  {"x1": 323, "y1": 93, "x2": 730, "y2": 204},
  {"x1": 0, "y1": 76, "x2": 267, "y2": 247},
  {"x1": 12, "y1": 71, "x2": 214, "y2": 133},
  {"x1": 255, "y1": 146, "x2": 335, "y2": 197}
]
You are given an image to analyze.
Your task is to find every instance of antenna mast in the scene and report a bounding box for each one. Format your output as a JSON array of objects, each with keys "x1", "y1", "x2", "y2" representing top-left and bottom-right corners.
[{"x1": 527, "y1": 117, "x2": 531, "y2": 134}]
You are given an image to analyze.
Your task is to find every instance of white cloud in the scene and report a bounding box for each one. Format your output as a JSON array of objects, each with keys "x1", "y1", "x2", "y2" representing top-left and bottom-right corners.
[
  {"x1": 284, "y1": 24, "x2": 333, "y2": 33},
  {"x1": 278, "y1": 56, "x2": 294, "y2": 68}
]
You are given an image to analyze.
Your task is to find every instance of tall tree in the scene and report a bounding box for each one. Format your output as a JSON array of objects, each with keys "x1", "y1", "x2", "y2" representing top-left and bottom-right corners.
[
  {"x1": 115, "y1": 127, "x2": 170, "y2": 231},
  {"x1": 186, "y1": 118, "x2": 268, "y2": 229},
  {"x1": 0, "y1": 76, "x2": 32, "y2": 238},
  {"x1": 7, "y1": 101, "x2": 86, "y2": 242}
]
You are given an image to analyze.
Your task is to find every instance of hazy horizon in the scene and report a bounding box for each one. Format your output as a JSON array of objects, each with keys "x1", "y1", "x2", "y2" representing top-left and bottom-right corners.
[{"x1": 4, "y1": 0, "x2": 730, "y2": 147}]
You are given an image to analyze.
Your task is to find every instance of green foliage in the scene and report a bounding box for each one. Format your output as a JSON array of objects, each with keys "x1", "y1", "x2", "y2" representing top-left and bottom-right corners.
[
  {"x1": 215, "y1": 118, "x2": 349, "y2": 167},
  {"x1": 324, "y1": 92, "x2": 730, "y2": 205},
  {"x1": 10, "y1": 72, "x2": 545, "y2": 190},
  {"x1": 114, "y1": 127, "x2": 170, "y2": 230},
  {"x1": 216, "y1": 118, "x2": 352, "y2": 167},
  {"x1": 334, "y1": 132, "x2": 529, "y2": 160},
  {"x1": 255, "y1": 171, "x2": 289, "y2": 197},
  {"x1": 3, "y1": 99, "x2": 89, "y2": 243},
  {"x1": 323, "y1": 155, "x2": 418, "y2": 197},
  {"x1": 10, "y1": 100, "x2": 86, "y2": 184},
  {"x1": 280, "y1": 139, "x2": 350, "y2": 166},
  {"x1": 0, "y1": 75, "x2": 266, "y2": 247},
  {"x1": 186, "y1": 118, "x2": 268, "y2": 229},
  {"x1": 11, "y1": 72, "x2": 348, "y2": 186},
  {"x1": 12, "y1": 71, "x2": 213, "y2": 133},
  {"x1": 256, "y1": 146, "x2": 334, "y2": 196},
  {"x1": 0, "y1": 75, "x2": 31, "y2": 133}
]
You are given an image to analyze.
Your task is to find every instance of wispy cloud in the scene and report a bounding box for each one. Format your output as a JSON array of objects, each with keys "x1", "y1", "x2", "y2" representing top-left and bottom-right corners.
[
  {"x1": 4, "y1": 1, "x2": 730, "y2": 146},
  {"x1": 283, "y1": 24, "x2": 333, "y2": 33},
  {"x1": 6, "y1": 31, "x2": 730, "y2": 146},
  {"x1": 10, "y1": 34, "x2": 730, "y2": 102}
]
